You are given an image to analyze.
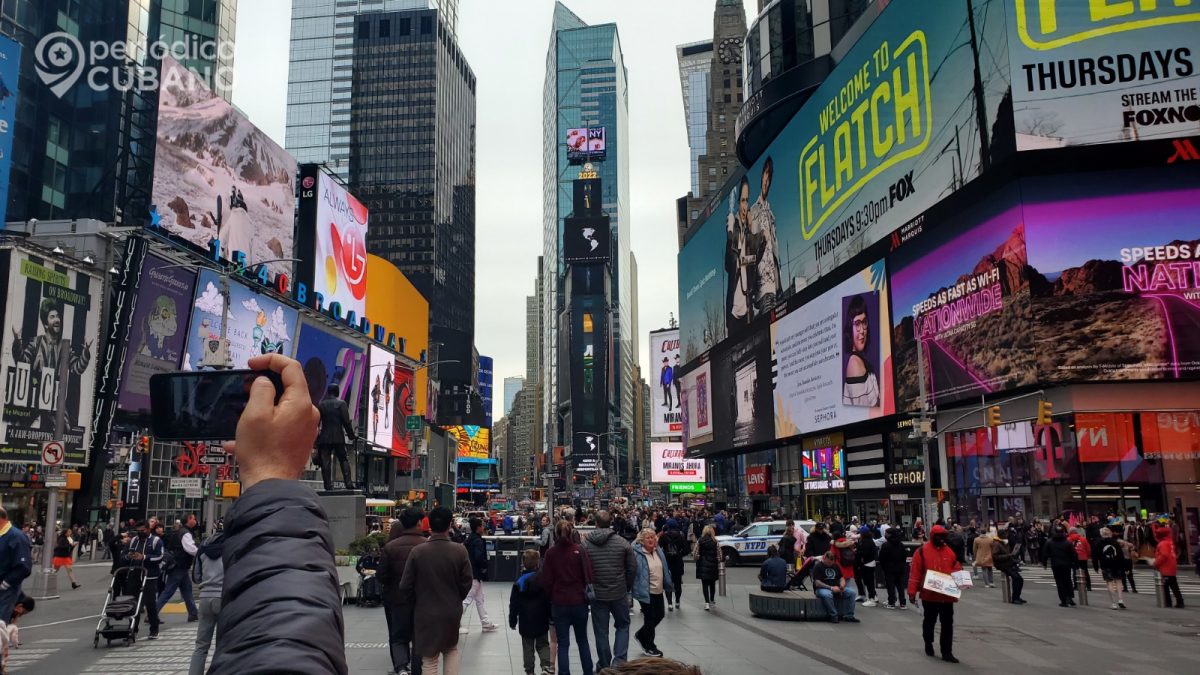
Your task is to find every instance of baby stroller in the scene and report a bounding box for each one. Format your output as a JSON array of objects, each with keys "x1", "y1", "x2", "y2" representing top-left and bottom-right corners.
[
  {"x1": 94, "y1": 566, "x2": 150, "y2": 648},
  {"x1": 356, "y1": 549, "x2": 384, "y2": 607}
]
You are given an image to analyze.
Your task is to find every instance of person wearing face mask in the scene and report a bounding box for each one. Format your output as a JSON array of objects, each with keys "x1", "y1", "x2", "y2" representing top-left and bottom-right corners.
[{"x1": 908, "y1": 525, "x2": 962, "y2": 664}]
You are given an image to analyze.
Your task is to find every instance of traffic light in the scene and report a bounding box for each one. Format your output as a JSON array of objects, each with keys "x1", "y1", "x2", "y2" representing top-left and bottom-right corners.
[
  {"x1": 1036, "y1": 400, "x2": 1053, "y2": 426},
  {"x1": 986, "y1": 405, "x2": 1001, "y2": 427},
  {"x1": 140, "y1": 435, "x2": 151, "y2": 455}
]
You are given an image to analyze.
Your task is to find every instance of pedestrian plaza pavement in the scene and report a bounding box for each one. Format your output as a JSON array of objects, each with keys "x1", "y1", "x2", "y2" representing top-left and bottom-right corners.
[{"x1": 14, "y1": 562, "x2": 1200, "y2": 674}]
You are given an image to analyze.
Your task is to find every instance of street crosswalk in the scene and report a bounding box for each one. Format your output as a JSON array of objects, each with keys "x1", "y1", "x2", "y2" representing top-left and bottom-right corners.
[{"x1": 972, "y1": 565, "x2": 1200, "y2": 596}]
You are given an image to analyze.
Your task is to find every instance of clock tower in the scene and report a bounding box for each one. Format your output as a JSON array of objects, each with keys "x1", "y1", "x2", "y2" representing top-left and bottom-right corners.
[{"x1": 679, "y1": 0, "x2": 748, "y2": 245}]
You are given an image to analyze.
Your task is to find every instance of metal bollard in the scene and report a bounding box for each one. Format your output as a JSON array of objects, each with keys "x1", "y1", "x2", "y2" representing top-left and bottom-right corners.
[
  {"x1": 719, "y1": 559, "x2": 727, "y2": 597},
  {"x1": 1075, "y1": 568, "x2": 1089, "y2": 606},
  {"x1": 1155, "y1": 572, "x2": 1165, "y2": 608},
  {"x1": 1000, "y1": 571, "x2": 1012, "y2": 603}
]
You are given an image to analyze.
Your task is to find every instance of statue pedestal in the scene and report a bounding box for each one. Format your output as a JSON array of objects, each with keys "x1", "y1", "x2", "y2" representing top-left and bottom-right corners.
[{"x1": 318, "y1": 493, "x2": 366, "y2": 552}]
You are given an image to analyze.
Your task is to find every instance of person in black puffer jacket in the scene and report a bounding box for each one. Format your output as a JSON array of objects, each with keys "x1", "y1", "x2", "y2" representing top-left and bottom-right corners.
[
  {"x1": 509, "y1": 550, "x2": 552, "y2": 675},
  {"x1": 581, "y1": 512, "x2": 636, "y2": 669},
  {"x1": 853, "y1": 526, "x2": 879, "y2": 605},
  {"x1": 659, "y1": 519, "x2": 689, "y2": 611},
  {"x1": 695, "y1": 526, "x2": 720, "y2": 610},
  {"x1": 1042, "y1": 527, "x2": 1078, "y2": 607},
  {"x1": 877, "y1": 527, "x2": 908, "y2": 609}
]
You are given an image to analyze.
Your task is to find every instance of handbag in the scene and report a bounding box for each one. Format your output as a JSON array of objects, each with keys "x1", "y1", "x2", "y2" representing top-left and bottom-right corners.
[{"x1": 579, "y1": 547, "x2": 597, "y2": 603}]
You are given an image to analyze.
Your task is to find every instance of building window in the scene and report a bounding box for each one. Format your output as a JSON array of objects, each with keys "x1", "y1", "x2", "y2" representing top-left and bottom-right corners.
[
  {"x1": 718, "y1": 114, "x2": 726, "y2": 123},
  {"x1": 400, "y1": 17, "x2": 410, "y2": 34},
  {"x1": 708, "y1": 167, "x2": 716, "y2": 176},
  {"x1": 421, "y1": 16, "x2": 432, "y2": 34},
  {"x1": 583, "y1": 313, "x2": 593, "y2": 333},
  {"x1": 379, "y1": 19, "x2": 390, "y2": 38},
  {"x1": 358, "y1": 21, "x2": 369, "y2": 39},
  {"x1": 723, "y1": 78, "x2": 730, "y2": 88},
  {"x1": 724, "y1": 94, "x2": 731, "y2": 103}
]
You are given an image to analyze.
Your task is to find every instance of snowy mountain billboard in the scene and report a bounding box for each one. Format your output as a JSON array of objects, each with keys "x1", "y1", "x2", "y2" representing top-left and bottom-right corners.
[{"x1": 150, "y1": 56, "x2": 297, "y2": 279}]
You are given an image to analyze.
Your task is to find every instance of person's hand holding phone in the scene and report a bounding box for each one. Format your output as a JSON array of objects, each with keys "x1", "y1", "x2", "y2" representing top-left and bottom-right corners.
[{"x1": 223, "y1": 354, "x2": 319, "y2": 490}]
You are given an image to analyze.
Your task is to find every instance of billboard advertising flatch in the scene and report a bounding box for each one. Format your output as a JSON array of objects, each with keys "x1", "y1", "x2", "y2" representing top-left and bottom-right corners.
[
  {"x1": 151, "y1": 57, "x2": 297, "y2": 278},
  {"x1": 0, "y1": 251, "x2": 101, "y2": 466},
  {"x1": 679, "y1": 0, "x2": 1012, "y2": 358},
  {"x1": 650, "y1": 329, "x2": 682, "y2": 437},
  {"x1": 1007, "y1": 1, "x2": 1200, "y2": 150},
  {"x1": 117, "y1": 255, "x2": 198, "y2": 413}
]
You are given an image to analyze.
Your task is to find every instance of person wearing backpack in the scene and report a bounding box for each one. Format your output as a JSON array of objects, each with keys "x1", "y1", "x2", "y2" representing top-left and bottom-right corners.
[
  {"x1": 853, "y1": 525, "x2": 878, "y2": 607},
  {"x1": 157, "y1": 515, "x2": 199, "y2": 622},
  {"x1": 657, "y1": 520, "x2": 688, "y2": 612},
  {"x1": 189, "y1": 532, "x2": 224, "y2": 675},
  {"x1": 1095, "y1": 527, "x2": 1126, "y2": 610},
  {"x1": 1067, "y1": 528, "x2": 1092, "y2": 591},
  {"x1": 830, "y1": 523, "x2": 857, "y2": 599}
]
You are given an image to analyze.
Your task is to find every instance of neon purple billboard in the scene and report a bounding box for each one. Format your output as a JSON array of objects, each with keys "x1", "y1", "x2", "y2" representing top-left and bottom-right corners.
[
  {"x1": 117, "y1": 255, "x2": 198, "y2": 413},
  {"x1": 1024, "y1": 165, "x2": 1200, "y2": 381},
  {"x1": 888, "y1": 185, "x2": 1037, "y2": 409}
]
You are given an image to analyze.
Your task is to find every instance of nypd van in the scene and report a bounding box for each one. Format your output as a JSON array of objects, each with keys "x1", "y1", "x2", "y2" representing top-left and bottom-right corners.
[{"x1": 716, "y1": 520, "x2": 816, "y2": 565}]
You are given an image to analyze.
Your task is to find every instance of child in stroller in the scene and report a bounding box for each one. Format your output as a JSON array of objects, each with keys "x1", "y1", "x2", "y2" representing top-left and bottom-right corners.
[{"x1": 356, "y1": 547, "x2": 384, "y2": 607}]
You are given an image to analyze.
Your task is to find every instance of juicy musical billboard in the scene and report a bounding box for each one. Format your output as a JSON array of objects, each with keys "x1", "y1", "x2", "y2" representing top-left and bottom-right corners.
[
  {"x1": 0, "y1": 250, "x2": 100, "y2": 466},
  {"x1": 650, "y1": 441, "x2": 706, "y2": 484},
  {"x1": 772, "y1": 261, "x2": 894, "y2": 437},
  {"x1": 151, "y1": 57, "x2": 297, "y2": 278},
  {"x1": 650, "y1": 329, "x2": 682, "y2": 437}
]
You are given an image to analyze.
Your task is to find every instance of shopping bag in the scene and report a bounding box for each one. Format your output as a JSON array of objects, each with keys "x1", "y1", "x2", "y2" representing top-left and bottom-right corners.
[{"x1": 922, "y1": 570, "x2": 962, "y2": 599}]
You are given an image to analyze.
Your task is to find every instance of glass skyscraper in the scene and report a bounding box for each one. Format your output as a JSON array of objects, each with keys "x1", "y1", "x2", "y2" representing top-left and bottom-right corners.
[
  {"x1": 286, "y1": 0, "x2": 458, "y2": 180},
  {"x1": 676, "y1": 40, "x2": 712, "y2": 197},
  {"x1": 542, "y1": 2, "x2": 631, "y2": 464}
]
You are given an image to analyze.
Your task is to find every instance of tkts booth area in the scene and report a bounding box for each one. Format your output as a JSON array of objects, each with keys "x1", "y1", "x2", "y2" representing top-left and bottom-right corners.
[{"x1": 676, "y1": 0, "x2": 1200, "y2": 554}]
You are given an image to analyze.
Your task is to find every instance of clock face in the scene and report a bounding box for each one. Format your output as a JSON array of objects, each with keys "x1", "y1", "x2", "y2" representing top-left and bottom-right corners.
[{"x1": 719, "y1": 38, "x2": 742, "y2": 64}]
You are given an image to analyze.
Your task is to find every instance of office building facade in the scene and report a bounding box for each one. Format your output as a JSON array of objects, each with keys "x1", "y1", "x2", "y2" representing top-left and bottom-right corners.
[
  {"x1": 676, "y1": 40, "x2": 712, "y2": 198},
  {"x1": 542, "y1": 2, "x2": 631, "y2": 483},
  {"x1": 503, "y1": 376, "x2": 524, "y2": 417},
  {"x1": 286, "y1": 0, "x2": 458, "y2": 180}
]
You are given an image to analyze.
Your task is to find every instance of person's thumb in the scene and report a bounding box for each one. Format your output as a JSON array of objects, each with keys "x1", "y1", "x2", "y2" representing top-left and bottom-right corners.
[{"x1": 246, "y1": 375, "x2": 278, "y2": 418}]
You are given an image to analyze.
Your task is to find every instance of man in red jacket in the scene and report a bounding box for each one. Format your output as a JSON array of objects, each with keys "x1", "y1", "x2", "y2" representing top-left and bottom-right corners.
[
  {"x1": 1153, "y1": 525, "x2": 1184, "y2": 608},
  {"x1": 1068, "y1": 529, "x2": 1092, "y2": 591},
  {"x1": 908, "y1": 524, "x2": 962, "y2": 664}
]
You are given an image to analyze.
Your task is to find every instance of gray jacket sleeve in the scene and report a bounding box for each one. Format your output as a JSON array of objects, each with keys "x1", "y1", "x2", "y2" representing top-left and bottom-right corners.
[{"x1": 209, "y1": 479, "x2": 346, "y2": 675}]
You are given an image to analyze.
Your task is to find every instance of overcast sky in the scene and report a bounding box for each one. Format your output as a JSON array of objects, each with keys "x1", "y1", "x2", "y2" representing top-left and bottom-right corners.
[{"x1": 234, "y1": 0, "x2": 756, "y2": 422}]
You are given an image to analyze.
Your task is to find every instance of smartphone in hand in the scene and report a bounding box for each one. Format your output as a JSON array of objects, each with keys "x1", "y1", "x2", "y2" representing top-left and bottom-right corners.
[{"x1": 149, "y1": 370, "x2": 284, "y2": 441}]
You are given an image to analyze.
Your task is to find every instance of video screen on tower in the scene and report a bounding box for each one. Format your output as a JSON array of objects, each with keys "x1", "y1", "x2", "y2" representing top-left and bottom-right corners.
[{"x1": 566, "y1": 127, "x2": 606, "y2": 163}]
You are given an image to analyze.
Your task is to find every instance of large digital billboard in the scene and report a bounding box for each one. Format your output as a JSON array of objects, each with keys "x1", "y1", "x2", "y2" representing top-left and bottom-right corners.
[
  {"x1": 393, "y1": 363, "x2": 415, "y2": 458},
  {"x1": 294, "y1": 320, "x2": 366, "y2": 416},
  {"x1": 564, "y1": 215, "x2": 611, "y2": 264},
  {"x1": 704, "y1": 327, "x2": 774, "y2": 454},
  {"x1": 650, "y1": 441, "x2": 706, "y2": 484},
  {"x1": 888, "y1": 186, "x2": 1037, "y2": 409},
  {"x1": 1007, "y1": 1, "x2": 1200, "y2": 150},
  {"x1": 447, "y1": 424, "x2": 489, "y2": 460},
  {"x1": 566, "y1": 127, "x2": 606, "y2": 163},
  {"x1": 680, "y1": 358, "x2": 713, "y2": 448},
  {"x1": 0, "y1": 36, "x2": 20, "y2": 225},
  {"x1": 297, "y1": 166, "x2": 369, "y2": 318},
  {"x1": 650, "y1": 329, "x2": 682, "y2": 437},
  {"x1": 367, "y1": 345, "x2": 396, "y2": 452},
  {"x1": 117, "y1": 255, "x2": 198, "y2": 413},
  {"x1": 802, "y1": 434, "x2": 846, "y2": 493},
  {"x1": 772, "y1": 261, "x2": 894, "y2": 437},
  {"x1": 183, "y1": 270, "x2": 298, "y2": 371},
  {"x1": 678, "y1": 0, "x2": 1012, "y2": 352},
  {"x1": 0, "y1": 250, "x2": 101, "y2": 466},
  {"x1": 1023, "y1": 164, "x2": 1200, "y2": 382},
  {"x1": 151, "y1": 56, "x2": 297, "y2": 278}
]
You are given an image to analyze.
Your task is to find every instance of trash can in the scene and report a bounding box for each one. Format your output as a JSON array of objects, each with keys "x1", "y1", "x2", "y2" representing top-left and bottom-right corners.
[
  {"x1": 492, "y1": 536, "x2": 525, "y2": 582},
  {"x1": 484, "y1": 538, "x2": 501, "y2": 582}
]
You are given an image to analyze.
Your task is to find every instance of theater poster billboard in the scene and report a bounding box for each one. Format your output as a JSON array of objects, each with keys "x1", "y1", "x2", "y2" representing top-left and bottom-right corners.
[
  {"x1": 649, "y1": 329, "x2": 682, "y2": 437},
  {"x1": 117, "y1": 255, "x2": 197, "y2": 413},
  {"x1": 1023, "y1": 165, "x2": 1200, "y2": 381},
  {"x1": 772, "y1": 260, "x2": 894, "y2": 438},
  {"x1": 0, "y1": 250, "x2": 101, "y2": 466},
  {"x1": 1007, "y1": 0, "x2": 1200, "y2": 150},
  {"x1": 888, "y1": 185, "x2": 1037, "y2": 409},
  {"x1": 650, "y1": 441, "x2": 706, "y2": 484}
]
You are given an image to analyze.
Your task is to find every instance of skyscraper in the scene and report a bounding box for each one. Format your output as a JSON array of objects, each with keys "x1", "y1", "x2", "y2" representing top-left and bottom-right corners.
[
  {"x1": 285, "y1": 0, "x2": 459, "y2": 180},
  {"x1": 676, "y1": 40, "x2": 712, "y2": 197},
  {"x1": 503, "y1": 377, "x2": 524, "y2": 417},
  {"x1": 349, "y1": 7, "x2": 477, "y2": 424},
  {"x1": 4, "y1": 0, "x2": 236, "y2": 223},
  {"x1": 677, "y1": 0, "x2": 747, "y2": 244},
  {"x1": 542, "y1": 2, "x2": 631, "y2": 480}
]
